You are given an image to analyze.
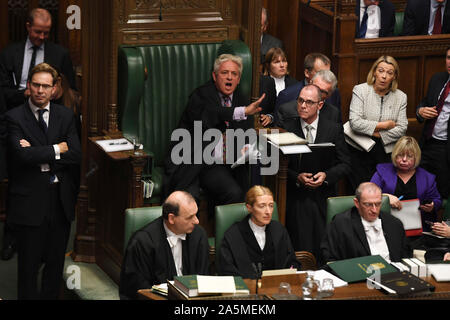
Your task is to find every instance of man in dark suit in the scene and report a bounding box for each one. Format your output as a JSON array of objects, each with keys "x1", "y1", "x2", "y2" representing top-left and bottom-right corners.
[
  {"x1": 321, "y1": 182, "x2": 410, "y2": 264},
  {"x1": 275, "y1": 53, "x2": 341, "y2": 126},
  {"x1": 119, "y1": 191, "x2": 210, "y2": 300},
  {"x1": 261, "y1": 7, "x2": 283, "y2": 64},
  {"x1": 0, "y1": 8, "x2": 76, "y2": 110},
  {"x1": 0, "y1": 87, "x2": 6, "y2": 180},
  {"x1": 355, "y1": 0, "x2": 396, "y2": 38},
  {"x1": 416, "y1": 46, "x2": 450, "y2": 199},
  {"x1": 5, "y1": 63, "x2": 81, "y2": 299},
  {"x1": 402, "y1": 0, "x2": 450, "y2": 35},
  {"x1": 277, "y1": 69, "x2": 341, "y2": 128},
  {"x1": 284, "y1": 84, "x2": 350, "y2": 262},
  {"x1": 163, "y1": 54, "x2": 264, "y2": 212}
]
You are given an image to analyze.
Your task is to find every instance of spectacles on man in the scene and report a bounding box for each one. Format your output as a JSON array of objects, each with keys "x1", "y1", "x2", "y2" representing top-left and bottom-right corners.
[
  {"x1": 360, "y1": 201, "x2": 382, "y2": 209},
  {"x1": 297, "y1": 97, "x2": 320, "y2": 108},
  {"x1": 30, "y1": 82, "x2": 54, "y2": 90}
]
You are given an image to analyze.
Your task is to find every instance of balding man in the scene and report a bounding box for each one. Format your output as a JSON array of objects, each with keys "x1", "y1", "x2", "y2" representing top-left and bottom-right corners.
[
  {"x1": 119, "y1": 191, "x2": 210, "y2": 300},
  {"x1": 0, "y1": 8, "x2": 76, "y2": 110},
  {"x1": 321, "y1": 182, "x2": 410, "y2": 264},
  {"x1": 260, "y1": 7, "x2": 283, "y2": 64},
  {"x1": 284, "y1": 85, "x2": 350, "y2": 262}
]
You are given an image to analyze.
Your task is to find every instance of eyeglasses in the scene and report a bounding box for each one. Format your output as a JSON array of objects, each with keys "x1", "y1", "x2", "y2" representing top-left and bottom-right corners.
[
  {"x1": 360, "y1": 202, "x2": 382, "y2": 209},
  {"x1": 30, "y1": 82, "x2": 53, "y2": 90},
  {"x1": 395, "y1": 154, "x2": 414, "y2": 160},
  {"x1": 297, "y1": 97, "x2": 320, "y2": 108}
]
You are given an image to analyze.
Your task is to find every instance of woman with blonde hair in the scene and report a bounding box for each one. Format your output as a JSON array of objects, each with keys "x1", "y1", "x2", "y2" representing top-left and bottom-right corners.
[
  {"x1": 348, "y1": 55, "x2": 408, "y2": 188},
  {"x1": 370, "y1": 136, "x2": 441, "y2": 234},
  {"x1": 218, "y1": 185, "x2": 300, "y2": 278}
]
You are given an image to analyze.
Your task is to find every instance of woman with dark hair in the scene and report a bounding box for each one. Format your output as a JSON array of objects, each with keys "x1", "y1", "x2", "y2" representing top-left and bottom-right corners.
[
  {"x1": 259, "y1": 47, "x2": 298, "y2": 127},
  {"x1": 218, "y1": 185, "x2": 300, "y2": 278}
]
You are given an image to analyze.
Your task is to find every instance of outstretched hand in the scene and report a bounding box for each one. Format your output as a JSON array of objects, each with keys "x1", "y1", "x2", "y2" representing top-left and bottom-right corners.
[{"x1": 244, "y1": 93, "x2": 265, "y2": 116}]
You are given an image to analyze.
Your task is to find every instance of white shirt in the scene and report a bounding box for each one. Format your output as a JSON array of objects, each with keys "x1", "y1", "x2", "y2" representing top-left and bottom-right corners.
[
  {"x1": 28, "y1": 99, "x2": 61, "y2": 181},
  {"x1": 428, "y1": 0, "x2": 447, "y2": 35},
  {"x1": 248, "y1": 218, "x2": 266, "y2": 251},
  {"x1": 360, "y1": 1, "x2": 381, "y2": 39},
  {"x1": 432, "y1": 78, "x2": 450, "y2": 141},
  {"x1": 163, "y1": 222, "x2": 186, "y2": 276},
  {"x1": 20, "y1": 38, "x2": 45, "y2": 89},
  {"x1": 361, "y1": 217, "x2": 391, "y2": 262},
  {"x1": 300, "y1": 116, "x2": 319, "y2": 143},
  {"x1": 271, "y1": 75, "x2": 286, "y2": 96}
]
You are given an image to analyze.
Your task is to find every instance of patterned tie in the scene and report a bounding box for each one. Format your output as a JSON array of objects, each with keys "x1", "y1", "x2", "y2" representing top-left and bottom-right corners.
[
  {"x1": 425, "y1": 80, "x2": 450, "y2": 139},
  {"x1": 305, "y1": 124, "x2": 314, "y2": 144},
  {"x1": 222, "y1": 95, "x2": 232, "y2": 160},
  {"x1": 37, "y1": 109, "x2": 48, "y2": 134},
  {"x1": 28, "y1": 45, "x2": 39, "y2": 81},
  {"x1": 432, "y1": 4, "x2": 442, "y2": 35},
  {"x1": 358, "y1": 6, "x2": 368, "y2": 38}
]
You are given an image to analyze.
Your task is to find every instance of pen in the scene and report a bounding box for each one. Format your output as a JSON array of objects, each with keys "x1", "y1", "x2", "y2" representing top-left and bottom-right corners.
[
  {"x1": 398, "y1": 195, "x2": 404, "y2": 200},
  {"x1": 109, "y1": 141, "x2": 128, "y2": 145}
]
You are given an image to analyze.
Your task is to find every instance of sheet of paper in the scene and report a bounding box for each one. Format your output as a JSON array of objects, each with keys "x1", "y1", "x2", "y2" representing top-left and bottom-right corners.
[
  {"x1": 427, "y1": 264, "x2": 450, "y2": 282},
  {"x1": 390, "y1": 199, "x2": 422, "y2": 230},
  {"x1": 197, "y1": 275, "x2": 236, "y2": 294},
  {"x1": 262, "y1": 132, "x2": 307, "y2": 145},
  {"x1": 95, "y1": 138, "x2": 134, "y2": 152},
  {"x1": 309, "y1": 143, "x2": 335, "y2": 147},
  {"x1": 267, "y1": 141, "x2": 312, "y2": 154},
  {"x1": 302, "y1": 269, "x2": 348, "y2": 288}
]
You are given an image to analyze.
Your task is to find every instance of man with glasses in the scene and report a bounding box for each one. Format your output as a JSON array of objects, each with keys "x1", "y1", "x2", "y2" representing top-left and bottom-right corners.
[
  {"x1": 320, "y1": 182, "x2": 410, "y2": 264},
  {"x1": 284, "y1": 84, "x2": 350, "y2": 263},
  {"x1": 5, "y1": 63, "x2": 81, "y2": 299},
  {"x1": 0, "y1": 8, "x2": 76, "y2": 110}
]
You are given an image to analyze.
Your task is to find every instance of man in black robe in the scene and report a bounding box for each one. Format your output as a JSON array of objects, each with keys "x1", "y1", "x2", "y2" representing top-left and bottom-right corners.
[
  {"x1": 119, "y1": 191, "x2": 210, "y2": 300},
  {"x1": 284, "y1": 84, "x2": 351, "y2": 264},
  {"x1": 320, "y1": 182, "x2": 410, "y2": 265},
  {"x1": 218, "y1": 215, "x2": 300, "y2": 278}
]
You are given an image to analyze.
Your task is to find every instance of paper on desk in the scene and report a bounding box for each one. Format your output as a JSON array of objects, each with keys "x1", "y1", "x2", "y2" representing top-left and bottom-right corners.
[
  {"x1": 391, "y1": 199, "x2": 422, "y2": 230},
  {"x1": 427, "y1": 264, "x2": 450, "y2": 282},
  {"x1": 95, "y1": 138, "x2": 134, "y2": 152},
  {"x1": 298, "y1": 269, "x2": 348, "y2": 288},
  {"x1": 268, "y1": 141, "x2": 312, "y2": 154},
  {"x1": 197, "y1": 275, "x2": 236, "y2": 294}
]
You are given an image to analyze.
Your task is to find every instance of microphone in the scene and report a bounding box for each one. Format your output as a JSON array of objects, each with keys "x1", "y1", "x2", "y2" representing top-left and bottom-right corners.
[
  {"x1": 159, "y1": 0, "x2": 163, "y2": 21},
  {"x1": 306, "y1": 0, "x2": 311, "y2": 6},
  {"x1": 252, "y1": 262, "x2": 263, "y2": 294}
]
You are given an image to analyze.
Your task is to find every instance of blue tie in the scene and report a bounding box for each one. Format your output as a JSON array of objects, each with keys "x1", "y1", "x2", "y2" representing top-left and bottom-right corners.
[
  {"x1": 358, "y1": 7, "x2": 368, "y2": 38},
  {"x1": 37, "y1": 109, "x2": 48, "y2": 134}
]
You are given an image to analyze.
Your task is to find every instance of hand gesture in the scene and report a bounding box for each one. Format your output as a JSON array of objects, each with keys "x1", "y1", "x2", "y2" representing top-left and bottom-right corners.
[{"x1": 244, "y1": 93, "x2": 265, "y2": 116}]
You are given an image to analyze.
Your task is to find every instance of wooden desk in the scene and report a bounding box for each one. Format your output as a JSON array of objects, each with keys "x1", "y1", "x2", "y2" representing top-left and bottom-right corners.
[{"x1": 138, "y1": 275, "x2": 450, "y2": 300}]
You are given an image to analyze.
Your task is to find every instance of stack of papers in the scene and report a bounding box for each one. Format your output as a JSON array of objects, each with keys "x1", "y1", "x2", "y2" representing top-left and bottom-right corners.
[
  {"x1": 95, "y1": 138, "x2": 134, "y2": 152},
  {"x1": 427, "y1": 264, "x2": 450, "y2": 282}
]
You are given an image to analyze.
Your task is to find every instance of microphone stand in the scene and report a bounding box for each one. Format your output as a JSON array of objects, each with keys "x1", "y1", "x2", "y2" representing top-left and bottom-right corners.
[{"x1": 252, "y1": 262, "x2": 263, "y2": 295}]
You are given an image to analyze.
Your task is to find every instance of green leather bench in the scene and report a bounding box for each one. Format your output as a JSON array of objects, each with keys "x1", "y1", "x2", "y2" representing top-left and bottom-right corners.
[{"x1": 118, "y1": 40, "x2": 252, "y2": 205}]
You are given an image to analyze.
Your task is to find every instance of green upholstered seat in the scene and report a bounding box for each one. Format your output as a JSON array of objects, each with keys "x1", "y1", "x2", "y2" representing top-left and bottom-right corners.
[
  {"x1": 326, "y1": 195, "x2": 390, "y2": 224},
  {"x1": 393, "y1": 11, "x2": 404, "y2": 36},
  {"x1": 118, "y1": 40, "x2": 252, "y2": 205},
  {"x1": 214, "y1": 202, "x2": 279, "y2": 266},
  {"x1": 123, "y1": 206, "x2": 163, "y2": 252}
]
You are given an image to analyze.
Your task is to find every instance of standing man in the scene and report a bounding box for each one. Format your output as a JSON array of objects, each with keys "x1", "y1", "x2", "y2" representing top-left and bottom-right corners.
[
  {"x1": 416, "y1": 46, "x2": 450, "y2": 199},
  {"x1": 119, "y1": 191, "x2": 210, "y2": 300},
  {"x1": 321, "y1": 182, "x2": 410, "y2": 264},
  {"x1": 0, "y1": 8, "x2": 76, "y2": 110},
  {"x1": 356, "y1": 0, "x2": 396, "y2": 39},
  {"x1": 402, "y1": 0, "x2": 450, "y2": 36},
  {"x1": 5, "y1": 63, "x2": 81, "y2": 299},
  {"x1": 284, "y1": 85, "x2": 350, "y2": 262},
  {"x1": 0, "y1": 87, "x2": 6, "y2": 181},
  {"x1": 163, "y1": 54, "x2": 264, "y2": 211},
  {"x1": 261, "y1": 7, "x2": 283, "y2": 64}
]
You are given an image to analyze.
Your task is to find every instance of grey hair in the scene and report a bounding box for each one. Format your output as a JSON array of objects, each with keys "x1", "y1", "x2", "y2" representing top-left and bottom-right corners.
[
  {"x1": 213, "y1": 54, "x2": 243, "y2": 77},
  {"x1": 355, "y1": 182, "x2": 381, "y2": 201},
  {"x1": 312, "y1": 69, "x2": 338, "y2": 93}
]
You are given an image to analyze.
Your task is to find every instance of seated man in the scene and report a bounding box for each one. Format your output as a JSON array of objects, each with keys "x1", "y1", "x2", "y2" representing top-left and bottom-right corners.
[
  {"x1": 163, "y1": 54, "x2": 264, "y2": 209},
  {"x1": 402, "y1": 0, "x2": 450, "y2": 35},
  {"x1": 356, "y1": 0, "x2": 396, "y2": 38},
  {"x1": 320, "y1": 182, "x2": 410, "y2": 264},
  {"x1": 218, "y1": 185, "x2": 300, "y2": 278},
  {"x1": 119, "y1": 191, "x2": 210, "y2": 300}
]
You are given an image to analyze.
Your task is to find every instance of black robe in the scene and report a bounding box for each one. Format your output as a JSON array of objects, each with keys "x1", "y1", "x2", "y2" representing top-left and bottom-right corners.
[
  {"x1": 320, "y1": 208, "x2": 411, "y2": 266},
  {"x1": 119, "y1": 216, "x2": 210, "y2": 300},
  {"x1": 284, "y1": 116, "x2": 351, "y2": 263},
  {"x1": 218, "y1": 215, "x2": 300, "y2": 279}
]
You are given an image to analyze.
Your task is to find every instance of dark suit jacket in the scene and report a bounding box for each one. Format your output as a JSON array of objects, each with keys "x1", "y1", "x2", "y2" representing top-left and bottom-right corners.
[
  {"x1": 276, "y1": 100, "x2": 341, "y2": 128},
  {"x1": 416, "y1": 71, "x2": 450, "y2": 157},
  {"x1": 355, "y1": 0, "x2": 396, "y2": 38},
  {"x1": 261, "y1": 33, "x2": 283, "y2": 64},
  {"x1": 163, "y1": 80, "x2": 253, "y2": 197},
  {"x1": 275, "y1": 80, "x2": 342, "y2": 115},
  {"x1": 320, "y1": 208, "x2": 410, "y2": 264},
  {"x1": 402, "y1": 0, "x2": 450, "y2": 35},
  {"x1": 5, "y1": 102, "x2": 81, "y2": 226},
  {"x1": 0, "y1": 40, "x2": 77, "y2": 109},
  {"x1": 0, "y1": 87, "x2": 6, "y2": 179},
  {"x1": 119, "y1": 216, "x2": 210, "y2": 300}
]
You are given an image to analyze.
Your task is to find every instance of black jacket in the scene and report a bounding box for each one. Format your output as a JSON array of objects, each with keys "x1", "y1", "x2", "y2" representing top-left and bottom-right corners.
[
  {"x1": 402, "y1": 0, "x2": 450, "y2": 35},
  {"x1": 355, "y1": 0, "x2": 396, "y2": 37}
]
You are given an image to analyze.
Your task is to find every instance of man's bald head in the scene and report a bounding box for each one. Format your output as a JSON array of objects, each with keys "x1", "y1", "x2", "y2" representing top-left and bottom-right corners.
[{"x1": 26, "y1": 8, "x2": 52, "y2": 47}]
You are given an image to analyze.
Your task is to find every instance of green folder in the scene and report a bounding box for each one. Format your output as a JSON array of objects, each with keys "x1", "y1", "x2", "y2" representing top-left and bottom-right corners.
[{"x1": 328, "y1": 255, "x2": 398, "y2": 283}]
